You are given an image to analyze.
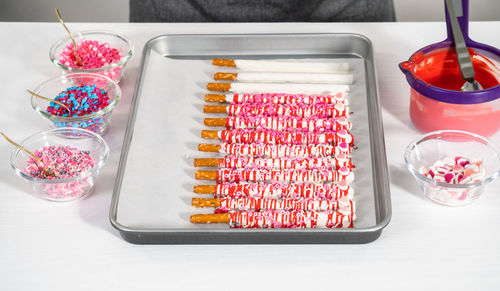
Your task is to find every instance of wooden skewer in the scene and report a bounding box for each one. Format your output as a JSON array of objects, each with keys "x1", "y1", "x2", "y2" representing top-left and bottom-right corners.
[
  {"x1": 0, "y1": 132, "x2": 55, "y2": 178},
  {"x1": 27, "y1": 90, "x2": 71, "y2": 113},
  {"x1": 55, "y1": 8, "x2": 83, "y2": 66}
]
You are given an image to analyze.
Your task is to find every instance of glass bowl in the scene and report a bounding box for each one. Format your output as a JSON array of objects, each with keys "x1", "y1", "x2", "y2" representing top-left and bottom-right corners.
[
  {"x1": 10, "y1": 128, "x2": 109, "y2": 202},
  {"x1": 405, "y1": 130, "x2": 500, "y2": 206},
  {"x1": 31, "y1": 73, "x2": 121, "y2": 135},
  {"x1": 49, "y1": 30, "x2": 133, "y2": 83}
]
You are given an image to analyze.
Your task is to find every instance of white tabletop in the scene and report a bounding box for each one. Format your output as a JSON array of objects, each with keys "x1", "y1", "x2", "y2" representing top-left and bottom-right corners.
[{"x1": 0, "y1": 22, "x2": 499, "y2": 291}]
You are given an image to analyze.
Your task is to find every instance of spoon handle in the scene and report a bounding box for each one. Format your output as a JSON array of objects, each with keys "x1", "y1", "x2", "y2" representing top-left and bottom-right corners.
[{"x1": 445, "y1": 0, "x2": 475, "y2": 81}]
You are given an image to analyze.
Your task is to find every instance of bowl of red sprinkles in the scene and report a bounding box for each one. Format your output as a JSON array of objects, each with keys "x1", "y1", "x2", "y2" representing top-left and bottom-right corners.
[
  {"x1": 405, "y1": 130, "x2": 500, "y2": 206},
  {"x1": 10, "y1": 127, "x2": 109, "y2": 201},
  {"x1": 31, "y1": 73, "x2": 121, "y2": 135},
  {"x1": 49, "y1": 30, "x2": 133, "y2": 83}
]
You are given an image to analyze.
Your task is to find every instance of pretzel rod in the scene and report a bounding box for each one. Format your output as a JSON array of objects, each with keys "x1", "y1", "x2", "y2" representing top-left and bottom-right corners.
[
  {"x1": 199, "y1": 142, "x2": 352, "y2": 157},
  {"x1": 202, "y1": 129, "x2": 354, "y2": 145},
  {"x1": 196, "y1": 167, "x2": 353, "y2": 183},
  {"x1": 194, "y1": 155, "x2": 352, "y2": 170},
  {"x1": 211, "y1": 59, "x2": 350, "y2": 73},
  {"x1": 204, "y1": 103, "x2": 349, "y2": 118},
  {"x1": 216, "y1": 181, "x2": 352, "y2": 199},
  {"x1": 204, "y1": 93, "x2": 348, "y2": 105},
  {"x1": 214, "y1": 72, "x2": 354, "y2": 84},
  {"x1": 191, "y1": 209, "x2": 355, "y2": 228},
  {"x1": 192, "y1": 196, "x2": 353, "y2": 212},
  {"x1": 204, "y1": 116, "x2": 352, "y2": 132},
  {"x1": 207, "y1": 83, "x2": 350, "y2": 94},
  {"x1": 197, "y1": 181, "x2": 352, "y2": 200}
]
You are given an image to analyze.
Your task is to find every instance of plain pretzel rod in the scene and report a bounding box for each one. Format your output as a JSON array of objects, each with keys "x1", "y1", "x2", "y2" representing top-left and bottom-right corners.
[
  {"x1": 195, "y1": 167, "x2": 353, "y2": 183},
  {"x1": 190, "y1": 209, "x2": 355, "y2": 228},
  {"x1": 206, "y1": 82, "x2": 350, "y2": 94},
  {"x1": 192, "y1": 181, "x2": 352, "y2": 200},
  {"x1": 204, "y1": 93, "x2": 348, "y2": 105},
  {"x1": 203, "y1": 103, "x2": 349, "y2": 118},
  {"x1": 213, "y1": 72, "x2": 354, "y2": 84},
  {"x1": 201, "y1": 129, "x2": 354, "y2": 145},
  {"x1": 204, "y1": 116, "x2": 352, "y2": 132},
  {"x1": 198, "y1": 142, "x2": 352, "y2": 157},
  {"x1": 211, "y1": 58, "x2": 350, "y2": 73},
  {"x1": 194, "y1": 156, "x2": 352, "y2": 170},
  {"x1": 192, "y1": 196, "x2": 352, "y2": 212}
]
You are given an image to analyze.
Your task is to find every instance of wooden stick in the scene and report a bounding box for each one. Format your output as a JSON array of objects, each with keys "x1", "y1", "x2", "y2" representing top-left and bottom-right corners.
[
  {"x1": 212, "y1": 58, "x2": 236, "y2": 67},
  {"x1": 214, "y1": 72, "x2": 238, "y2": 81},
  {"x1": 204, "y1": 118, "x2": 226, "y2": 127},
  {"x1": 198, "y1": 144, "x2": 221, "y2": 152},
  {"x1": 190, "y1": 213, "x2": 229, "y2": 223},
  {"x1": 205, "y1": 94, "x2": 227, "y2": 103},
  {"x1": 27, "y1": 90, "x2": 71, "y2": 113},
  {"x1": 193, "y1": 185, "x2": 216, "y2": 194},
  {"x1": 203, "y1": 105, "x2": 227, "y2": 114}
]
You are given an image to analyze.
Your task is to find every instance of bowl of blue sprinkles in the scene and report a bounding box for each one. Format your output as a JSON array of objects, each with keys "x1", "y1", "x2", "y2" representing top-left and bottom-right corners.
[{"x1": 31, "y1": 73, "x2": 121, "y2": 135}]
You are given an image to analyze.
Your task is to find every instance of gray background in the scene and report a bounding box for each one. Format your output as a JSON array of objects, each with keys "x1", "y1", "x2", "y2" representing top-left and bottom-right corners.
[{"x1": 0, "y1": 0, "x2": 498, "y2": 22}]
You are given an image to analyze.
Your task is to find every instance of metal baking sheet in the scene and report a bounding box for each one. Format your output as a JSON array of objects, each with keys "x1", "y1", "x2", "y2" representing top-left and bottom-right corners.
[{"x1": 110, "y1": 34, "x2": 391, "y2": 244}]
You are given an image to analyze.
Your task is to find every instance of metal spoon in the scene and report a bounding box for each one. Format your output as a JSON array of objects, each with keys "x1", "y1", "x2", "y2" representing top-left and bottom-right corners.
[
  {"x1": 0, "y1": 132, "x2": 56, "y2": 178},
  {"x1": 445, "y1": 0, "x2": 483, "y2": 91}
]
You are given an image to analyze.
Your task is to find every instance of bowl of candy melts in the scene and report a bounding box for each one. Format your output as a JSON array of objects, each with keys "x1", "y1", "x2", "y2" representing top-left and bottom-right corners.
[
  {"x1": 10, "y1": 127, "x2": 109, "y2": 202},
  {"x1": 31, "y1": 73, "x2": 120, "y2": 135},
  {"x1": 49, "y1": 30, "x2": 133, "y2": 83},
  {"x1": 405, "y1": 130, "x2": 500, "y2": 206}
]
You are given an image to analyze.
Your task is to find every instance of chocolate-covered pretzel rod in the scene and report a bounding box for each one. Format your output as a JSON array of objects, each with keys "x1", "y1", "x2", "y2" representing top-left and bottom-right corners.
[
  {"x1": 212, "y1": 58, "x2": 350, "y2": 73},
  {"x1": 194, "y1": 155, "x2": 352, "y2": 170},
  {"x1": 207, "y1": 82, "x2": 350, "y2": 94},
  {"x1": 204, "y1": 116, "x2": 352, "y2": 132},
  {"x1": 198, "y1": 142, "x2": 352, "y2": 157},
  {"x1": 192, "y1": 196, "x2": 353, "y2": 212},
  {"x1": 204, "y1": 103, "x2": 349, "y2": 118},
  {"x1": 201, "y1": 129, "x2": 354, "y2": 145},
  {"x1": 195, "y1": 167, "x2": 353, "y2": 183},
  {"x1": 213, "y1": 72, "x2": 354, "y2": 84},
  {"x1": 193, "y1": 181, "x2": 352, "y2": 200},
  {"x1": 204, "y1": 93, "x2": 348, "y2": 104},
  {"x1": 191, "y1": 209, "x2": 354, "y2": 228}
]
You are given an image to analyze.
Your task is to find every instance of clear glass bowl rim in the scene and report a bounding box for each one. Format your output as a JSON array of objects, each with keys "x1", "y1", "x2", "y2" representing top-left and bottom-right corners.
[
  {"x1": 10, "y1": 127, "x2": 110, "y2": 184},
  {"x1": 31, "y1": 72, "x2": 121, "y2": 122},
  {"x1": 404, "y1": 129, "x2": 500, "y2": 189},
  {"x1": 49, "y1": 29, "x2": 134, "y2": 72}
]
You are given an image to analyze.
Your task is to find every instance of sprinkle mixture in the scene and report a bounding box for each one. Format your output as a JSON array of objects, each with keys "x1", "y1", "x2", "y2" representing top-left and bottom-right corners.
[
  {"x1": 419, "y1": 156, "x2": 485, "y2": 184},
  {"x1": 24, "y1": 145, "x2": 95, "y2": 180},
  {"x1": 58, "y1": 39, "x2": 124, "y2": 81},
  {"x1": 47, "y1": 85, "x2": 111, "y2": 133}
]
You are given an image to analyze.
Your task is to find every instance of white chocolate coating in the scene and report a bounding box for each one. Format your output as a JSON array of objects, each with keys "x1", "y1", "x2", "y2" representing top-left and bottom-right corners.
[
  {"x1": 229, "y1": 83, "x2": 350, "y2": 94},
  {"x1": 234, "y1": 72, "x2": 354, "y2": 84},
  {"x1": 233, "y1": 60, "x2": 350, "y2": 73}
]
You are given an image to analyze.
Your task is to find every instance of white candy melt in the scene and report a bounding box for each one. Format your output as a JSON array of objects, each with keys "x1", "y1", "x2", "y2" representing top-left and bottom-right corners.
[{"x1": 234, "y1": 60, "x2": 350, "y2": 73}]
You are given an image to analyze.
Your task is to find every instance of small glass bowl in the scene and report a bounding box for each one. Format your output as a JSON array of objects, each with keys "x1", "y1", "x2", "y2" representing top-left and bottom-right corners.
[
  {"x1": 405, "y1": 130, "x2": 500, "y2": 206},
  {"x1": 49, "y1": 30, "x2": 133, "y2": 83},
  {"x1": 31, "y1": 73, "x2": 121, "y2": 135},
  {"x1": 10, "y1": 128, "x2": 109, "y2": 202}
]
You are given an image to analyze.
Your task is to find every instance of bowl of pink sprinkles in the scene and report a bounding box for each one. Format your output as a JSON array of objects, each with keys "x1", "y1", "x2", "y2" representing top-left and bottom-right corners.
[
  {"x1": 10, "y1": 128, "x2": 109, "y2": 201},
  {"x1": 49, "y1": 30, "x2": 133, "y2": 83},
  {"x1": 405, "y1": 130, "x2": 500, "y2": 206}
]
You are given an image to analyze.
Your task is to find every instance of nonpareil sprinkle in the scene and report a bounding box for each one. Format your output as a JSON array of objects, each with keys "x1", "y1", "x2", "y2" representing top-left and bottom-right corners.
[
  {"x1": 47, "y1": 84, "x2": 110, "y2": 117},
  {"x1": 23, "y1": 145, "x2": 95, "y2": 180}
]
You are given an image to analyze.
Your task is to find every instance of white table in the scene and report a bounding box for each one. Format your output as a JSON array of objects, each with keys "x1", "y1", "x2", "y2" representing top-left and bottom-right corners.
[{"x1": 0, "y1": 22, "x2": 499, "y2": 291}]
